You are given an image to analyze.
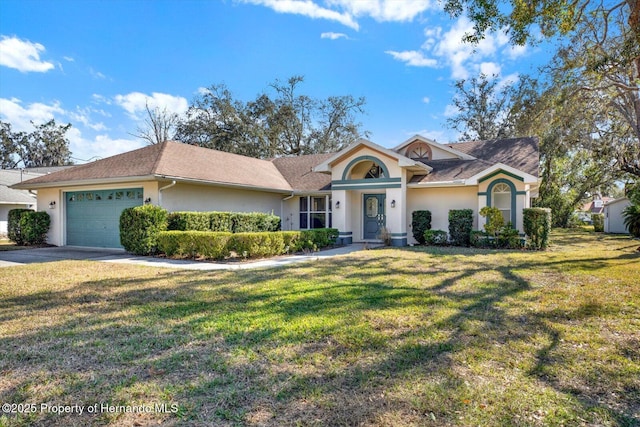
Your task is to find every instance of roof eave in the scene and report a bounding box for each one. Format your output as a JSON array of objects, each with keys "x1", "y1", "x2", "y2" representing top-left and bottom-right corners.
[{"x1": 11, "y1": 175, "x2": 158, "y2": 190}]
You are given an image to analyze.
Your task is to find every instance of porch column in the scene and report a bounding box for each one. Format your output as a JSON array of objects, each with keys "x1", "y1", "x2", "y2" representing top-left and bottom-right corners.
[
  {"x1": 332, "y1": 189, "x2": 352, "y2": 244},
  {"x1": 386, "y1": 187, "x2": 407, "y2": 246}
]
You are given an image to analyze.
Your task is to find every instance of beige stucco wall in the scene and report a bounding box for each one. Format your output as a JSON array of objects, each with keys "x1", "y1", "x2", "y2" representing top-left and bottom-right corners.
[
  {"x1": 407, "y1": 186, "x2": 478, "y2": 243},
  {"x1": 331, "y1": 147, "x2": 404, "y2": 181},
  {"x1": 159, "y1": 182, "x2": 285, "y2": 215}
]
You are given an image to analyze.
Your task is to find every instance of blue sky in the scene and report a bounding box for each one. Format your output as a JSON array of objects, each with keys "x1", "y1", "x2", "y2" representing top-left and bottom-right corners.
[{"x1": 0, "y1": 0, "x2": 553, "y2": 163}]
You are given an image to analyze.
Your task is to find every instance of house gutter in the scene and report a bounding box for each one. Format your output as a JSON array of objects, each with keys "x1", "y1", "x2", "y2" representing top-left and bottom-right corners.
[{"x1": 158, "y1": 180, "x2": 177, "y2": 207}]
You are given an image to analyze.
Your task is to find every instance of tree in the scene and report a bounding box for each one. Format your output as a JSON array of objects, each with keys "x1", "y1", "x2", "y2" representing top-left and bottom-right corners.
[
  {"x1": 444, "y1": 0, "x2": 640, "y2": 176},
  {"x1": 175, "y1": 76, "x2": 367, "y2": 158},
  {"x1": 447, "y1": 73, "x2": 537, "y2": 141},
  {"x1": 0, "y1": 120, "x2": 73, "y2": 168},
  {"x1": 131, "y1": 102, "x2": 179, "y2": 145}
]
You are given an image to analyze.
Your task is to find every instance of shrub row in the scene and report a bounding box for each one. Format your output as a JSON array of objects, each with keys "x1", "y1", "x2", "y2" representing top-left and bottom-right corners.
[
  {"x1": 157, "y1": 229, "x2": 339, "y2": 260},
  {"x1": 8, "y1": 209, "x2": 51, "y2": 245},
  {"x1": 167, "y1": 211, "x2": 281, "y2": 233},
  {"x1": 419, "y1": 208, "x2": 551, "y2": 250}
]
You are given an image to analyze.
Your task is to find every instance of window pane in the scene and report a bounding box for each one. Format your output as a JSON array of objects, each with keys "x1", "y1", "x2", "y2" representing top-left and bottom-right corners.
[
  {"x1": 494, "y1": 193, "x2": 510, "y2": 210},
  {"x1": 310, "y1": 213, "x2": 326, "y2": 229},
  {"x1": 300, "y1": 213, "x2": 308, "y2": 229},
  {"x1": 312, "y1": 197, "x2": 325, "y2": 212},
  {"x1": 500, "y1": 209, "x2": 511, "y2": 224},
  {"x1": 299, "y1": 197, "x2": 308, "y2": 212}
]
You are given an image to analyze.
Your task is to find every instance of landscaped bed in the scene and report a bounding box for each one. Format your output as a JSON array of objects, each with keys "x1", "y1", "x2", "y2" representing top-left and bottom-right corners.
[{"x1": 1, "y1": 229, "x2": 638, "y2": 426}]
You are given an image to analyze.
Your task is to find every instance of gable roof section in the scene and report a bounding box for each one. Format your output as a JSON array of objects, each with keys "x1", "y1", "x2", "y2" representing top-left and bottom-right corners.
[
  {"x1": 446, "y1": 136, "x2": 539, "y2": 177},
  {"x1": 395, "y1": 134, "x2": 476, "y2": 160},
  {"x1": 13, "y1": 141, "x2": 293, "y2": 192},
  {"x1": 313, "y1": 138, "x2": 432, "y2": 174},
  {"x1": 271, "y1": 153, "x2": 333, "y2": 192}
]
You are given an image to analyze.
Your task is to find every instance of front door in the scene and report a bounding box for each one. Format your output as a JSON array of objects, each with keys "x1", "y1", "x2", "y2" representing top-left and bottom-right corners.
[{"x1": 363, "y1": 194, "x2": 386, "y2": 240}]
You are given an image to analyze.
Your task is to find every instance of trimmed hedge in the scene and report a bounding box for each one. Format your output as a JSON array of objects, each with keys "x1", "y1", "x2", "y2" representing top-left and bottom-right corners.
[
  {"x1": 8, "y1": 209, "x2": 50, "y2": 245},
  {"x1": 424, "y1": 229, "x2": 448, "y2": 245},
  {"x1": 523, "y1": 208, "x2": 552, "y2": 250},
  {"x1": 120, "y1": 205, "x2": 168, "y2": 255},
  {"x1": 479, "y1": 206, "x2": 504, "y2": 236},
  {"x1": 156, "y1": 228, "x2": 339, "y2": 260},
  {"x1": 167, "y1": 211, "x2": 281, "y2": 233},
  {"x1": 8, "y1": 208, "x2": 34, "y2": 245},
  {"x1": 158, "y1": 231, "x2": 232, "y2": 259},
  {"x1": 411, "y1": 210, "x2": 432, "y2": 244},
  {"x1": 449, "y1": 209, "x2": 474, "y2": 246},
  {"x1": 592, "y1": 213, "x2": 604, "y2": 232}
]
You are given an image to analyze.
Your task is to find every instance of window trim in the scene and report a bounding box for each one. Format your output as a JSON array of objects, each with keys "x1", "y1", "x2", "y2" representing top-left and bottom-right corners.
[
  {"x1": 299, "y1": 195, "x2": 332, "y2": 229},
  {"x1": 486, "y1": 179, "x2": 517, "y2": 226}
]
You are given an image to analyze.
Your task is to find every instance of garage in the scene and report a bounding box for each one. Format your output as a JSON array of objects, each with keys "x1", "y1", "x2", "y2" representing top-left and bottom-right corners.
[{"x1": 66, "y1": 188, "x2": 144, "y2": 248}]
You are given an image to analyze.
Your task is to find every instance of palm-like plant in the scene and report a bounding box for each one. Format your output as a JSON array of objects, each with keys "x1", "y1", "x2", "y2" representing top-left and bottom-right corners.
[{"x1": 622, "y1": 204, "x2": 640, "y2": 238}]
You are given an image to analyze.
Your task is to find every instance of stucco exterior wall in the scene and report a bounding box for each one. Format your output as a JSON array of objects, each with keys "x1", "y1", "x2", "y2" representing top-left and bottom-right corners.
[
  {"x1": 159, "y1": 183, "x2": 284, "y2": 215},
  {"x1": 407, "y1": 186, "x2": 478, "y2": 244}
]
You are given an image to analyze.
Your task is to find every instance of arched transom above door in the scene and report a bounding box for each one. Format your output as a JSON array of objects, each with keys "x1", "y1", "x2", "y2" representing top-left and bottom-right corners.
[{"x1": 342, "y1": 155, "x2": 391, "y2": 180}]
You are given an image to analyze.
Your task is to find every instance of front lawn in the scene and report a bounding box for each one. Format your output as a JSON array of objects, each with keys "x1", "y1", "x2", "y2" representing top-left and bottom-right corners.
[{"x1": 1, "y1": 230, "x2": 638, "y2": 426}]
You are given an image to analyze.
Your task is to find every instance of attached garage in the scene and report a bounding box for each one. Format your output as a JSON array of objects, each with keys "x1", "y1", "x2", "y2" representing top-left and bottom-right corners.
[{"x1": 66, "y1": 188, "x2": 144, "y2": 248}]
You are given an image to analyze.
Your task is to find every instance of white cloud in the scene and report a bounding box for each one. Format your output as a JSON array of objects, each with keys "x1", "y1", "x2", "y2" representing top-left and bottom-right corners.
[
  {"x1": 242, "y1": 0, "x2": 359, "y2": 30},
  {"x1": 443, "y1": 103, "x2": 460, "y2": 117},
  {"x1": 388, "y1": 16, "x2": 527, "y2": 79},
  {"x1": 89, "y1": 67, "x2": 108, "y2": 80},
  {"x1": 422, "y1": 96, "x2": 430, "y2": 104},
  {"x1": 0, "y1": 98, "x2": 65, "y2": 130},
  {"x1": 385, "y1": 50, "x2": 437, "y2": 67},
  {"x1": 0, "y1": 36, "x2": 55, "y2": 73},
  {"x1": 63, "y1": 56, "x2": 75, "y2": 62},
  {"x1": 113, "y1": 92, "x2": 188, "y2": 119},
  {"x1": 479, "y1": 62, "x2": 501, "y2": 76},
  {"x1": 321, "y1": 32, "x2": 348, "y2": 40},
  {"x1": 327, "y1": 0, "x2": 433, "y2": 22},
  {"x1": 66, "y1": 128, "x2": 145, "y2": 163}
]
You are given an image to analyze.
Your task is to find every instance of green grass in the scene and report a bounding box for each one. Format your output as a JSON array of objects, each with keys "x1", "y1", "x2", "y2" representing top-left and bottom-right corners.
[{"x1": 1, "y1": 229, "x2": 639, "y2": 426}]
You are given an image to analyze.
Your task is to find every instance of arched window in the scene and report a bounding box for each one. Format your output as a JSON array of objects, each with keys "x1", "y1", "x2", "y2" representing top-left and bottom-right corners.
[
  {"x1": 492, "y1": 182, "x2": 512, "y2": 224},
  {"x1": 405, "y1": 142, "x2": 432, "y2": 161}
]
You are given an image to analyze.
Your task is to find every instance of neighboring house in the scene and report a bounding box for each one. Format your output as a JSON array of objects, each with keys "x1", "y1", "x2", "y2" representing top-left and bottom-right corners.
[
  {"x1": 604, "y1": 197, "x2": 631, "y2": 234},
  {"x1": 576, "y1": 194, "x2": 615, "y2": 223},
  {"x1": 12, "y1": 135, "x2": 539, "y2": 249},
  {"x1": 0, "y1": 168, "x2": 71, "y2": 235}
]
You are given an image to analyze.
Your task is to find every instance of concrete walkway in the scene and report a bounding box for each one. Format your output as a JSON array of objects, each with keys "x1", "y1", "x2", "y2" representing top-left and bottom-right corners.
[{"x1": 0, "y1": 244, "x2": 373, "y2": 270}]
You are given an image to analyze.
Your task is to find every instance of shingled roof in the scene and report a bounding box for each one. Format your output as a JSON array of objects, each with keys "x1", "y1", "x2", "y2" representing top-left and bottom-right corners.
[
  {"x1": 271, "y1": 153, "x2": 333, "y2": 192},
  {"x1": 14, "y1": 141, "x2": 294, "y2": 192},
  {"x1": 410, "y1": 136, "x2": 539, "y2": 184}
]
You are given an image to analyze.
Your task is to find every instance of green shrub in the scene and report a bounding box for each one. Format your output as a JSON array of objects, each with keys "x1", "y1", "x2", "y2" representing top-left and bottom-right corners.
[
  {"x1": 523, "y1": 208, "x2": 552, "y2": 250},
  {"x1": 229, "y1": 232, "x2": 286, "y2": 258},
  {"x1": 479, "y1": 206, "x2": 504, "y2": 236},
  {"x1": 167, "y1": 212, "x2": 210, "y2": 231},
  {"x1": 120, "y1": 205, "x2": 168, "y2": 255},
  {"x1": 496, "y1": 224, "x2": 523, "y2": 249},
  {"x1": 156, "y1": 228, "x2": 338, "y2": 260},
  {"x1": 411, "y1": 210, "x2": 432, "y2": 244},
  {"x1": 231, "y1": 212, "x2": 281, "y2": 233},
  {"x1": 470, "y1": 230, "x2": 491, "y2": 248},
  {"x1": 8, "y1": 208, "x2": 33, "y2": 245},
  {"x1": 210, "y1": 212, "x2": 234, "y2": 232},
  {"x1": 622, "y1": 204, "x2": 640, "y2": 237},
  {"x1": 592, "y1": 213, "x2": 604, "y2": 232},
  {"x1": 424, "y1": 230, "x2": 448, "y2": 245},
  {"x1": 157, "y1": 231, "x2": 232, "y2": 259},
  {"x1": 8, "y1": 209, "x2": 50, "y2": 245},
  {"x1": 449, "y1": 209, "x2": 474, "y2": 246}
]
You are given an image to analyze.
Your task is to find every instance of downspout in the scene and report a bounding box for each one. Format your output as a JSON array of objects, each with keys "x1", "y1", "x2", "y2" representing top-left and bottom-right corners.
[{"x1": 158, "y1": 180, "x2": 177, "y2": 207}]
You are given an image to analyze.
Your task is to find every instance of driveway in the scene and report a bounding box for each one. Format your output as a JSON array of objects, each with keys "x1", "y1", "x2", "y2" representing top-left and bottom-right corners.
[{"x1": 0, "y1": 244, "x2": 370, "y2": 270}]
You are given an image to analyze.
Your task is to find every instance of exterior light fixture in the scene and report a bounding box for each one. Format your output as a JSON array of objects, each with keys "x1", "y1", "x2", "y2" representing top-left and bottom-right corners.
[
  {"x1": 49, "y1": 201, "x2": 56, "y2": 209},
  {"x1": 391, "y1": 200, "x2": 396, "y2": 208},
  {"x1": 335, "y1": 201, "x2": 340, "y2": 209},
  {"x1": 144, "y1": 197, "x2": 152, "y2": 204}
]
